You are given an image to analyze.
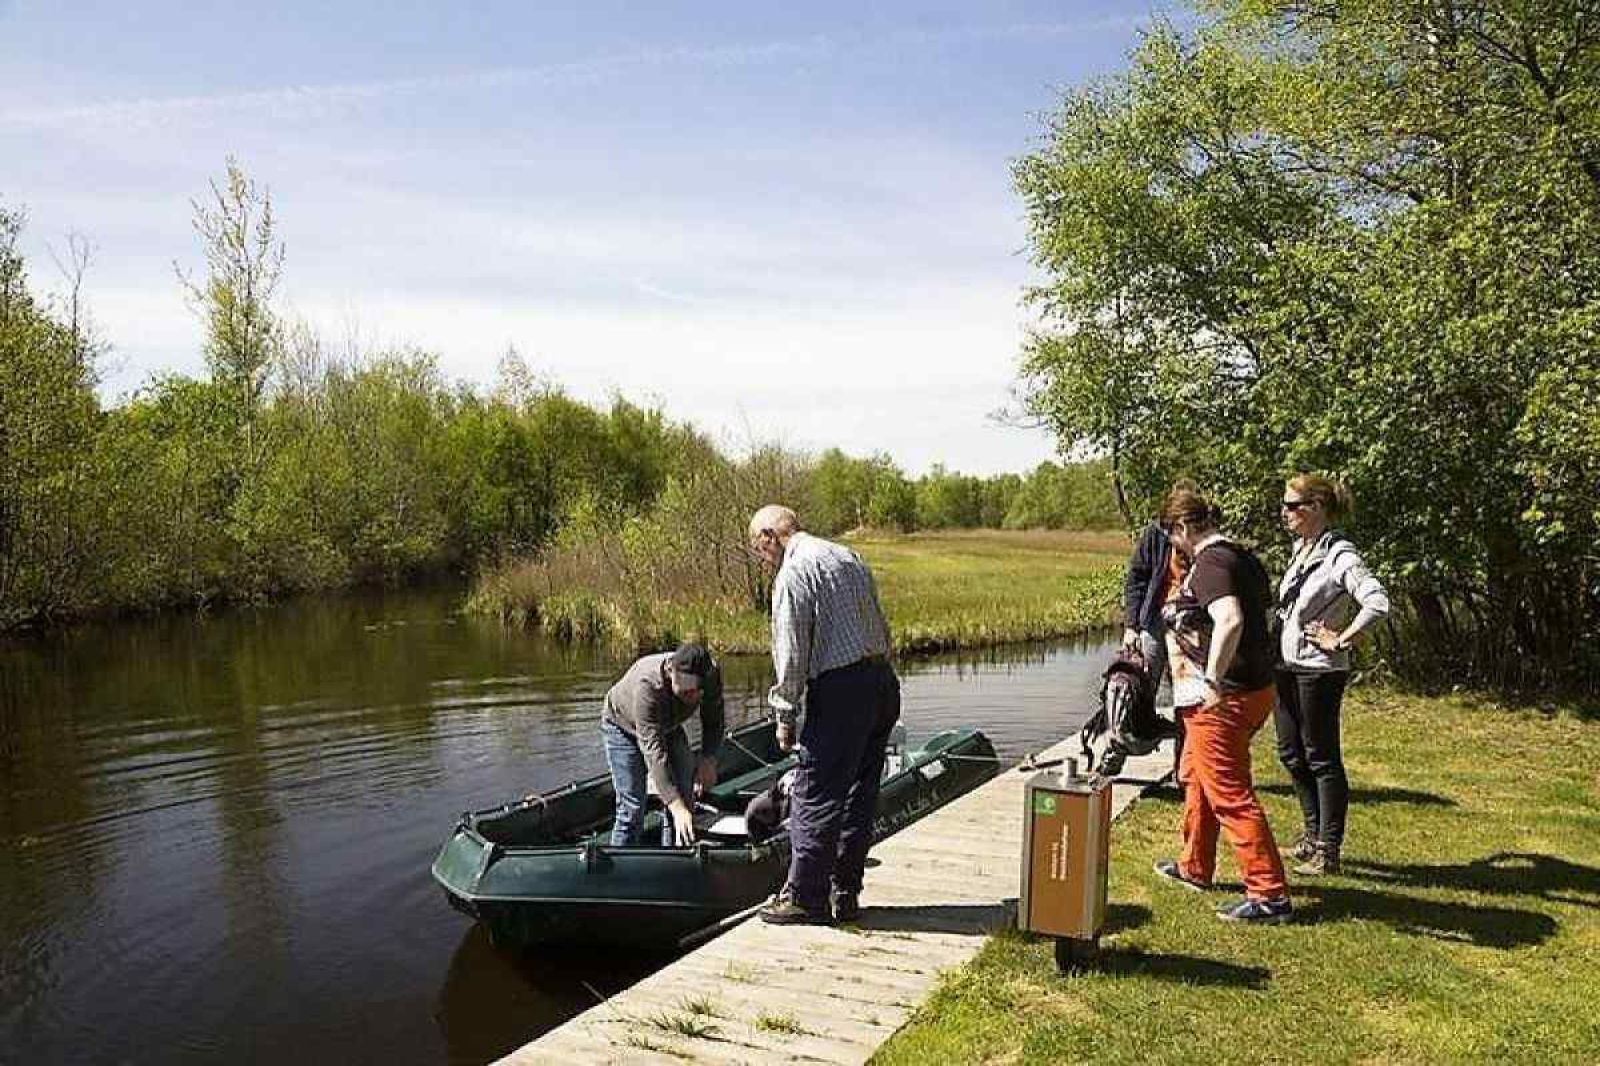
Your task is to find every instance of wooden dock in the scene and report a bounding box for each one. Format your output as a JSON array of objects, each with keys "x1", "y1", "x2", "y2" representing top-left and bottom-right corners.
[{"x1": 499, "y1": 737, "x2": 1175, "y2": 1065}]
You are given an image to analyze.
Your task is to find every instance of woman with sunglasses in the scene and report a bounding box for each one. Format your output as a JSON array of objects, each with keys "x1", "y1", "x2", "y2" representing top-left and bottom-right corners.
[{"x1": 1274, "y1": 475, "x2": 1391, "y2": 875}]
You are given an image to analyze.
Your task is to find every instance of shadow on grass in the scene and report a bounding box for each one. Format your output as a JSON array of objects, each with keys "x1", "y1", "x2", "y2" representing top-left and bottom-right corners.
[
  {"x1": 1090, "y1": 947, "x2": 1270, "y2": 990},
  {"x1": 1344, "y1": 851, "x2": 1600, "y2": 909},
  {"x1": 1295, "y1": 883, "x2": 1557, "y2": 948},
  {"x1": 1103, "y1": 902, "x2": 1152, "y2": 935},
  {"x1": 1257, "y1": 783, "x2": 1457, "y2": 807}
]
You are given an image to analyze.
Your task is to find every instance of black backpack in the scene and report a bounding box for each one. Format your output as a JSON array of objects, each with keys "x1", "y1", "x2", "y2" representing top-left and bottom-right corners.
[{"x1": 1079, "y1": 647, "x2": 1176, "y2": 776}]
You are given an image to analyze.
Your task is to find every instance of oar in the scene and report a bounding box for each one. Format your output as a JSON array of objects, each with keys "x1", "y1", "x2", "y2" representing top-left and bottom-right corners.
[
  {"x1": 675, "y1": 896, "x2": 773, "y2": 951},
  {"x1": 725, "y1": 734, "x2": 775, "y2": 768}
]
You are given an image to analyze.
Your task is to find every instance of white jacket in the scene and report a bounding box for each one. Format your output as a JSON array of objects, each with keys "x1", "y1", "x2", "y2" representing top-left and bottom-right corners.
[{"x1": 1277, "y1": 531, "x2": 1391, "y2": 673}]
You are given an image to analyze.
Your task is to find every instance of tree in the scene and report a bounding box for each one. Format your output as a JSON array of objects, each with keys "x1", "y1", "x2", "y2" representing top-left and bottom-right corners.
[
  {"x1": 1014, "y1": 1, "x2": 1600, "y2": 687},
  {"x1": 915, "y1": 464, "x2": 983, "y2": 529},
  {"x1": 176, "y1": 157, "x2": 284, "y2": 459},
  {"x1": 0, "y1": 206, "x2": 108, "y2": 625}
]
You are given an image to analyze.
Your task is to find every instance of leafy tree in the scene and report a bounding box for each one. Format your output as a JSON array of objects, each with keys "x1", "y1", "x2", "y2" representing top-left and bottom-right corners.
[
  {"x1": 978, "y1": 473, "x2": 1023, "y2": 528},
  {"x1": 915, "y1": 464, "x2": 983, "y2": 529},
  {"x1": 176, "y1": 158, "x2": 283, "y2": 452},
  {"x1": 807, "y1": 449, "x2": 917, "y2": 533},
  {"x1": 0, "y1": 206, "x2": 106, "y2": 624},
  {"x1": 1015, "y1": 1, "x2": 1600, "y2": 687}
]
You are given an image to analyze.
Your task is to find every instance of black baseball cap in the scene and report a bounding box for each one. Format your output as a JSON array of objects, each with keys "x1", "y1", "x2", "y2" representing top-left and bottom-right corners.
[{"x1": 670, "y1": 642, "x2": 713, "y2": 688}]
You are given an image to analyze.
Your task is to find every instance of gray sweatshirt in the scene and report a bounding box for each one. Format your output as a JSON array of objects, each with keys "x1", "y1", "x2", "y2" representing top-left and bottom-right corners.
[
  {"x1": 1277, "y1": 531, "x2": 1391, "y2": 673},
  {"x1": 600, "y1": 652, "x2": 725, "y2": 807}
]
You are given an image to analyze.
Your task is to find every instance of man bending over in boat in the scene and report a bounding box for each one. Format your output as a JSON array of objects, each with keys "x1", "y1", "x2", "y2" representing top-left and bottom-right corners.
[
  {"x1": 600, "y1": 642, "x2": 725, "y2": 847},
  {"x1": 748, "y1": 504, "x2": 901, "y2": 925}
]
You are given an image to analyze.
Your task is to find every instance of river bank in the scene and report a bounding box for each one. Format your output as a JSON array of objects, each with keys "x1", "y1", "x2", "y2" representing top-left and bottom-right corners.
[
  {"x1": 469, "y1": 528, "x2": 1130, "y2": 655},
  {"x1": 874, "y1": 689, "x2": 1600, "y2": 1065}
]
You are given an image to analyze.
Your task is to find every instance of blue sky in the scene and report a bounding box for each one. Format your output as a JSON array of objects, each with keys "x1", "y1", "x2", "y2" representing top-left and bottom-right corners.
[{"x1": 1, "y1": 1, "x2": 1160, "y2": 475}]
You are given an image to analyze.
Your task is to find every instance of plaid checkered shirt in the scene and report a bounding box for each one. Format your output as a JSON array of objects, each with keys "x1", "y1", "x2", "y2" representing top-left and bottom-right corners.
[{"x1": 767, "y1": 532, "x2": 892, "y2": 726}]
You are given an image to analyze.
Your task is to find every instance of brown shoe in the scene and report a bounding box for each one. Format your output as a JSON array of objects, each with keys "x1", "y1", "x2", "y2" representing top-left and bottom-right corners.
[
  {"x1": 1293, "y1": 844, "x2": 1340, "y2": 876},
  {"x1": 1283, "y1": 832, "x2": 1319, "y2": 864},
  {"x1": 759, "y1": 890, "x2": 835, "y2": 927}
]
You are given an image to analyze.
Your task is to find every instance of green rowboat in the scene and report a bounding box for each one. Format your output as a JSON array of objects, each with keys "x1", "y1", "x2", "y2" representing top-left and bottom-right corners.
[{"x1": 431, "y1": 719, "x2": 999, "y2": 949}]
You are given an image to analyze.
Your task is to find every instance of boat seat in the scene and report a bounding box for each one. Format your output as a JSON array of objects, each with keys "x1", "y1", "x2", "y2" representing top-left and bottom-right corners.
[
  {"x1": 699, "y1": 813, "x2": 750, "y2": 842},
  {"x1": 706, "y1": 761, "x2": 793, "y2": 806}
]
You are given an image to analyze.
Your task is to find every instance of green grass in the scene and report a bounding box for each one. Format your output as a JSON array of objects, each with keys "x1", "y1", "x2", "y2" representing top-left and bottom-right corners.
[
  {"x1": 620, "y1": 1032, "x2": 695, "y2": 1060},
  {"x1": 642, "y1": 1009, "x2": 722, "y2": 1041},
  {"x1": 872, "y1": 689, "x2": 1600, "y2": 1065},
  {"x1": 677, "y1": 995, "x2": 724, "y2": 1019},
  {"x1": 859, "y1": 529, "x2": 1126, "y2": 653},
  {"x1": 473, "y1": 528, "x2": 1128, "y2": 655},
  {"x1": 753, "y1": 1011, "x2": 813, "y2": 1036}
]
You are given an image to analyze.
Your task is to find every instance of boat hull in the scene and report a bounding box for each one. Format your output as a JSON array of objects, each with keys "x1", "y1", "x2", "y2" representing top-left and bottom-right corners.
[{"x1": 432, "y1": 724, "x2": 999, "y2": 950}]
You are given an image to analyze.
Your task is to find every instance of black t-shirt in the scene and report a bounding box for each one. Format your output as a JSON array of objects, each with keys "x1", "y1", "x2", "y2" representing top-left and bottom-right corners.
[{"x1": 1170, "y1": 540, "x2": 1275, "y2": 692}]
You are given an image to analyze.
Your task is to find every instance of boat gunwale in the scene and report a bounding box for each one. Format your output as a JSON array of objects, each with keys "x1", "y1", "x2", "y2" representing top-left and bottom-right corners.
[{"x1": 437, "y1": 727, "x2": 996, "y2": 867}]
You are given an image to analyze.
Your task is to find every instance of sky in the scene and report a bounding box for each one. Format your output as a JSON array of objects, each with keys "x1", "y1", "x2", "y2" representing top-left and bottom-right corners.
[{"x1": 1, "y1": 1, "x2": 1162, "y2": 476}]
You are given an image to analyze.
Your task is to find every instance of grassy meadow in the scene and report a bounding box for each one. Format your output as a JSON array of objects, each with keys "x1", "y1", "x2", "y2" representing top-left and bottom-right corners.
[
  {"x1": 857, "y1": 529, "x2": 1126, "y2": 652},
  {"x1": 471, "y1": 528, "x2": 1130, "y2": 655},
  {"x1": 872, "y1": 689, "x2": 1600, "y2": 1065}
]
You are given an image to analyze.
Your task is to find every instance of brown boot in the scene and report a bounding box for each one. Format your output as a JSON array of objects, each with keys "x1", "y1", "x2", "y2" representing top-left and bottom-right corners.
[
  {"x1": 1283, "y1": 832, "x2": 1319, "y2": 864},
  {"x1": 1293, "y1": 843, "x2": 1340, "y2": 876}
]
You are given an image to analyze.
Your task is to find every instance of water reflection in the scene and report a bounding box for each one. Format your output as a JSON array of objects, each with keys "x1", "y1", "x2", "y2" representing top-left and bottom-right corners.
[
  {"x1": 433, "y1": 927, "x2": 665, "y2": 1066},
  {"x1": 0, "y1": 585, "x2": 1114, "y2": 1066}
]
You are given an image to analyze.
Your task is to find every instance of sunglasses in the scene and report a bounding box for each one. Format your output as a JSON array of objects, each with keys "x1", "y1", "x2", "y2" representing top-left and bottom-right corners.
[{"x1": 1280, "y1": 499, "x2": 1316, "y2": 512}]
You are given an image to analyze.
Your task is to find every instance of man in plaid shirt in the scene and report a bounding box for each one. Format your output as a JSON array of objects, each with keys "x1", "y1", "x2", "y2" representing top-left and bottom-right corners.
[{"x1": 748, "y1": 504, "x2": 901, "y2": 925}]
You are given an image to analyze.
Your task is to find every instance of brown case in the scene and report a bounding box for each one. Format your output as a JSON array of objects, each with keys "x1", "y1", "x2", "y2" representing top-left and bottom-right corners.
[{"x1": 1017, "y1": 768, "x2": 1112, "y2": 939}]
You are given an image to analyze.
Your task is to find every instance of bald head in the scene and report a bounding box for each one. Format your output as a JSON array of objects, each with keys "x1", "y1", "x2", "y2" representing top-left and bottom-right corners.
[
  {"x1": 748, "y1": 505, "x2": 799, "y2": 541},
  {"x1": 748, "y1": 504, "x2": 800, "y2": 567}
]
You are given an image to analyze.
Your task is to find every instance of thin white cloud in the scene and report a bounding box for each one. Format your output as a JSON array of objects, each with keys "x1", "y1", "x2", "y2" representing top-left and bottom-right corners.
[
  {"x1": 0, "y1": 39, "x2": 830, "y2": 129},
  {"x1": 0, "y1": 18, "x2": 1139, "y2": 131}
]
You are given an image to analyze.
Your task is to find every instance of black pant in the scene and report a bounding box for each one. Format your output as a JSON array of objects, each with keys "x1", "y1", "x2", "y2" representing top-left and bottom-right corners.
[
  {"x1": 784, "y1": 659, "x2": 901, "y2": 910},
  {"x1": 1273, "y1": 669, "x2": 1350, "y2": 848}
]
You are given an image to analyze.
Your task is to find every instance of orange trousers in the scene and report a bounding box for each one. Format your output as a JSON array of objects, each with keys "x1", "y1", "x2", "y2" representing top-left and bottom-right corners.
[{"x1": 1177, "y1": 686, "x2": 1288, "y2": 900}]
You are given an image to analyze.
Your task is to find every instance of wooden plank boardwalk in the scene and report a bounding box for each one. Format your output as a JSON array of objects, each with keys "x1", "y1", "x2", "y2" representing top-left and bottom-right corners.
[{"x1": 499, "y1": 737, "x2": 1175, "y2": 1065}]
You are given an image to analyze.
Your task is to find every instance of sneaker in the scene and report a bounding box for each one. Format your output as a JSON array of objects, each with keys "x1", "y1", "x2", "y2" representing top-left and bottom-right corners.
[
  {"x1": 759, "y1": 890, "x2": 835, "y2": 927},
  {"x1": 1283, "y1": 832, "x2": 1319, "y2": 863},
  {"x1": 1215, "y1": 896, "x2": 1294, "y2": 924},
  {"x1": 1293, "y1": 844, "x2": 1340, "y2": 877},
  {"x1": 1152, "y1": 859, "x2": 1212, "y2": 892},
  {"x1": 831, "y1": 891, "x2": 861, "y2": 923}
]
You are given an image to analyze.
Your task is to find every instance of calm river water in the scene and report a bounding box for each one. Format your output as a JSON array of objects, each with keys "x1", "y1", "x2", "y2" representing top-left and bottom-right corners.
[{"x1": 0, "y1": 584, "x2": 1115, "y2": 1066}]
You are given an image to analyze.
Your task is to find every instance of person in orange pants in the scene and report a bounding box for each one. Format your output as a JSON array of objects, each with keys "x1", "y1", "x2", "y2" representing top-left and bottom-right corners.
[
  {"x1": 1177, "y1": 686, "x2": 1287, "y2": 900},
  {"x1": 1150, "y1": 486, "x2": 1291, "y2": 922}
]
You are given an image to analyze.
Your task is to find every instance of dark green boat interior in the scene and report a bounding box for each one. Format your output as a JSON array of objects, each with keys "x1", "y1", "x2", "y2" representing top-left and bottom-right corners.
[
  {"x1": 469, "y1": 719, "x2": 794, "y2": 850},
  {"x1": 466, "y1": 720, "x2": 985, "y2": 851}
]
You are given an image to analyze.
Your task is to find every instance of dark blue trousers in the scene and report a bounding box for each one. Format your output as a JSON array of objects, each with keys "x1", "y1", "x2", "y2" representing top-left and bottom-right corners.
[{"x1": 784, "y1": 659, "x2": 901, "y2": 911}]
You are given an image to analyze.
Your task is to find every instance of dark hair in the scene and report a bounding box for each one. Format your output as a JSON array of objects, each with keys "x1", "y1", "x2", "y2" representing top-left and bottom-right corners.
[
  {"x1": 671, "y1": 642, "x2": 714, "y2": 679},
  {"x1": 1160, "y1": 485, "x2": 1223, "y2": 531}
]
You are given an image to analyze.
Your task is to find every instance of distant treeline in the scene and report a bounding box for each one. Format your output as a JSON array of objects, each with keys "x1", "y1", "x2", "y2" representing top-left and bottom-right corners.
[
  {"x1": 0, "y1": 172, "x2": 1119, "y2": 633},
  {"x1": 805, "y1": 450, "x2": 1120, "y2": 535}
]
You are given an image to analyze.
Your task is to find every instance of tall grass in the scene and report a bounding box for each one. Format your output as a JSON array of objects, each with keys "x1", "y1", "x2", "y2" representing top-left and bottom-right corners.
[{"x1": 470, "y1": 525, "x2": 1128, "y2": 655}]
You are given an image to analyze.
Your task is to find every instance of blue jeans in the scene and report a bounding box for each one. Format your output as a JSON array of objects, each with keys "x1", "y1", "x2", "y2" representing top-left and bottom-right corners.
[
  {"x1": 1138, "y1": 624, "x2": 1170, "y2": 696},
  {"x1": 602, "y1": 718, "x2": 695, "y2": 847}
]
